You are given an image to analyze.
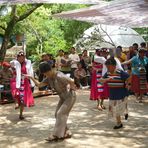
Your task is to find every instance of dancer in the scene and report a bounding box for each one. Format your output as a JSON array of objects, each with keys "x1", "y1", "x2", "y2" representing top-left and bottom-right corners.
[
  {"x1": 100, "y1": 57, "x2": 129, "y2": 129},
  {"x1": 10, "y1": 51, "x2": 35, "y2": 120},
  {"x1": 122, "y1": 48, "x2": 148, "y2": 102},
  {"x1": 90, "y1": 49, "x2": 108, "y2": 110},
  {"x1": 25, "y1": 61, "x2": 76, "y2": 142}
]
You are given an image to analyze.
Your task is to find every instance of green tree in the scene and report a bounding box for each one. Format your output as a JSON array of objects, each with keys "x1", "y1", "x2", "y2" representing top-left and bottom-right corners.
[
  {"x1": 16, "y1": 4, "x2": 91, "y2": 60},
  {"x1": 0, "y1": 4, "x2": 42, "y2": 62},
  {"x1": 0, "y1": 4, "x2": 91, "y2": 62},
  {"x1": 134, "y1": 28, "x2": 148, "y2": 42}
]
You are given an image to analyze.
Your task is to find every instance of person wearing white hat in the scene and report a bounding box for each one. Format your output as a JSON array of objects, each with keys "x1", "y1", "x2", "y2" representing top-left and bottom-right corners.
[{"x1": 10, "y1": 50, "x2": 35, "y2": 120}]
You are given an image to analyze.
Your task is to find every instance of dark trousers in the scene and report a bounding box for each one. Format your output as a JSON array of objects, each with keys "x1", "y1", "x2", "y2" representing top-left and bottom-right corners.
[{"x1": 70, "y1": 68, "x2": 77, "y2": 79}]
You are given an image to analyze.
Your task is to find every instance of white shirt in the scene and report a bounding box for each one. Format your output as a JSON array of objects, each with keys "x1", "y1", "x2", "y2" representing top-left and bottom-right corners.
[
  {"x1": 10, "y1": 59, "x2": 35, "y2": 88},
  {"x1": 55, "y1": 56, "x2": 63, "y2": 70},
  {"x1": 69, "y1": 53, "x2": 80, "y2": 68},
  {"x1": 93, "y1": 55, "x2": 123, "y2": 76}
]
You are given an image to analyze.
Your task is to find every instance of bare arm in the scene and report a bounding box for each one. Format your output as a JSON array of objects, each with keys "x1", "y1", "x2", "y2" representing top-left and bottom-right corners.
[
  {"x1": 25, "y1": 75, "x2": 48, "y2": 88},
  {"x1": 68, "y1": 79, "x2": 76, "y2": 90},
  {"x1": 122, "y1": 59, "x2": 132, "y2": 65}
]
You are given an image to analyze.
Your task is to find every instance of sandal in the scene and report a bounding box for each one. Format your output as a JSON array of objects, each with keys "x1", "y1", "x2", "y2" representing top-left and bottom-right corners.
[
  {"x1": 64, "y1": 130, "x2": 72, "y2": 139},
  {"x1": 113, "y1": 123, "x2": 123, "y2": 129},
  {"x1": 15, "y1": 104, "x2": 19, "y2": 110},
  {"x1": 45, "y1": 135, "x2": 64, "y2": 142},
  {"x1": 97, "y1": 105, "x2": 103, "y2": 111},
  {"x1": 101, "y1": 105, "x2": 106, "y2": 110}
]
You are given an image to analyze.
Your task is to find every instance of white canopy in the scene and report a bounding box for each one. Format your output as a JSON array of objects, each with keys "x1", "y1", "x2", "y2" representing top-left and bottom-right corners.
[
  {"x1": 74, "y1": 24, "x2": 145, "y2": 50},
  {"x1": 0, "y1": 0, "x2": 105, "y2": 5},
  {"x1": 54, "y1": 0, "x2": 148, "y2": 27}
]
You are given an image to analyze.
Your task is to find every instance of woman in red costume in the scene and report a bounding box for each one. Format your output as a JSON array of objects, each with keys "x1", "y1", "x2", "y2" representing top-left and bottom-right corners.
[{"x1": 10, "y1": 51, "x2": 35, "y2": 120}]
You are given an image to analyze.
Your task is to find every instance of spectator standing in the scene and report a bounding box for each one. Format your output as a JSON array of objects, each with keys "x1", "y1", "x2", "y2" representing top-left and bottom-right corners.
[
  {"x1": 78, "y1": 54, "x2": 87, "y2": 72},
  {"x1": 82, "y1": 49, "x2": 91, "y2": 71},
  {"x1": 115, "y1": 46, "x2": 127, "y2": 63},
  {"x1": 60, "y1": 52, "x2": 71, "y2": 75},
  {"x1": 38, "y1": 53, "x2": 48, "y2": 82},
  {"x1": 140, "y1": 42, "x2": 146, "y2": 49},
  {"x1": 55, "y1": 50, "x2": 64, "y2": 71},
  {"x1": 69, "y1": 47, "x2": 80, "y2": 78},
  {"x1": 132, "y1": 43, "x2": 139, "y2": 54},
  {"x1": 126, "y1": 46, "x2": 137, "y2": 69}
]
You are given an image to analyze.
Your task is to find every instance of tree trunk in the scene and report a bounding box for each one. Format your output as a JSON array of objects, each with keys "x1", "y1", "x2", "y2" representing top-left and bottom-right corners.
[
  {"x1": 0, "y1": 36, "x2": 9, "y2": 62},
  {"x1": 0, "y1": 19, "x2": 16, "y2": 62},
  {"x1": 0, "y1": 4, "x2": 42, "y2": 62}
]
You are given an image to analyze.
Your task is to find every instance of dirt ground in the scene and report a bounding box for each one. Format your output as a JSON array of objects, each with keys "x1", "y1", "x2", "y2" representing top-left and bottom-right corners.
[{"x1": 0, "y1": 89, "x2": 148, "y2": 148}]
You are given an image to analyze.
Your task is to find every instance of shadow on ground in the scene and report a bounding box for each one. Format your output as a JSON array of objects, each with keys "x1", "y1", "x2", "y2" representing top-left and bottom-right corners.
[{"x1": 0, "y1": 90, "x2": 148, "y2": 148}]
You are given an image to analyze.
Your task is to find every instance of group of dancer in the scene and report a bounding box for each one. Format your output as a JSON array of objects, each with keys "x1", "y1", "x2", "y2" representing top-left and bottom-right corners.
[
  {"x1": 1, "y1": 43, "x2": 148, "y2": 142},
  {"x1": 90, "y1": 48, "x2": 129, "y2": 129},
  {"x1": 90, "y1": 44, "x2": 148, "y2": 130},
  {"x1": 6, "y1": 50, "x2": 76, "y2": 142}
]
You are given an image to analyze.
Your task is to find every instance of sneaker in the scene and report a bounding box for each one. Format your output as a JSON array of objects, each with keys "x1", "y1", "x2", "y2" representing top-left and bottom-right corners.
[{"x1": 113, "y1": 124, "x2": 123, "y2": 129}]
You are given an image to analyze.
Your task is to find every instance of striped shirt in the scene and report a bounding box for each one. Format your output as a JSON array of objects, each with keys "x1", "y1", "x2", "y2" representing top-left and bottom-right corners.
[{"x1": 104, "y1": 70, "x2": 129, "y2": 88}]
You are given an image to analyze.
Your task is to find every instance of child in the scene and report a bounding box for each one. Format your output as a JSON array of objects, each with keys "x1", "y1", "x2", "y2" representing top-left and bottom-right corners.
[
  {"x1": 26, "y1": 61, "x2": 76, "y2": 142},
  {"x1": 100, "y1": 57, "x2": 129, "y2": 129}
]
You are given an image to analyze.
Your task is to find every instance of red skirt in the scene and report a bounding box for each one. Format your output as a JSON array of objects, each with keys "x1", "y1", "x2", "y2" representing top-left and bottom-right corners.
[
  {"x1": 131, "y1": 75, "x2": 148, "y2": 94},
  {"x1": 90, "y1": 69, "x2": 109, "y2": 100},
  {"x1": 10, "y1": 78, "x2": 34, "y2": 107}
]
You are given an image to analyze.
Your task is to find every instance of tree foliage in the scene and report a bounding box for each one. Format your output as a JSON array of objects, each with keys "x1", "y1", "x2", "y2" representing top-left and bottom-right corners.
[
  {"x1": 0, "y1": 4, "x2": 91, "y2": 62},
  {"x1": 0, "y1": 2, "x2": 147, "y2": 63},
  {"x1": 25, "y1": 4, "x2": 91, "y2": 61},
  {"x1": 0, "y1": 4, "x2": 42, "y2": 62},
  {"x1": 134, "y1": 28, "x2": 148, "y2": 42}
]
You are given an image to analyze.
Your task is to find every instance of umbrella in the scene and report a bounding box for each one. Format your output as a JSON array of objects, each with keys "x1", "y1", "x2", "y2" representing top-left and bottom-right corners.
[{"x1": 74, "y1": 24, "x2": 145, "y2": 49}]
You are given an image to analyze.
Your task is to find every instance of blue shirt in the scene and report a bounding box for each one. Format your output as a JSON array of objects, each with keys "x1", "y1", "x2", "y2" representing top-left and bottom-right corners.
[{"x1": 131, "y1": 55, "x2": 148, "y2": 75}]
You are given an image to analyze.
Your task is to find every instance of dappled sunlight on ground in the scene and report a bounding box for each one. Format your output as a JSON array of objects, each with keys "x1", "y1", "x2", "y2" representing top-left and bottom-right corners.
[{"x1": 0, "y1": 90, "x2": 148, "y2": 148}]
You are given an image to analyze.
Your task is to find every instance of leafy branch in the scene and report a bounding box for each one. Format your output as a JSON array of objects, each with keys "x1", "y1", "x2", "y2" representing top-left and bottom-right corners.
[{"x1": 17, "y1": 4, "x2": 43, "y2": 22}]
